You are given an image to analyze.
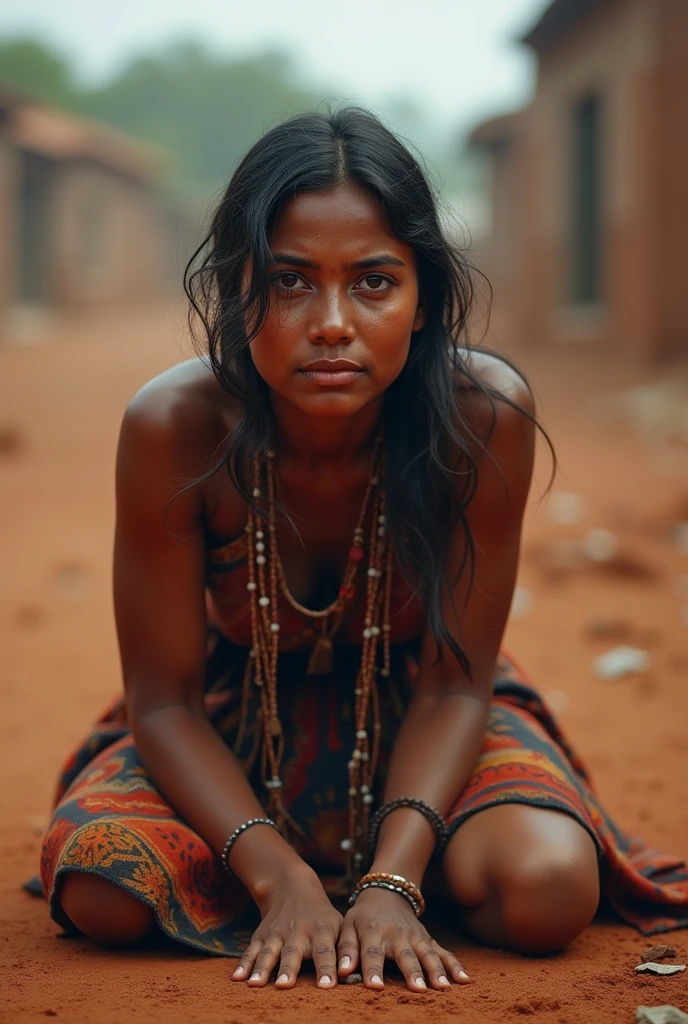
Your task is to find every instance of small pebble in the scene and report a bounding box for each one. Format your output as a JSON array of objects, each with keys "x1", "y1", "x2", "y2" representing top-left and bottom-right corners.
[
  {"x1": 343, "y1": 973, "x2": 363, "y2": 985},
  {"x1": 640, "y1": 944, "x2": 677, "y2": 963}
]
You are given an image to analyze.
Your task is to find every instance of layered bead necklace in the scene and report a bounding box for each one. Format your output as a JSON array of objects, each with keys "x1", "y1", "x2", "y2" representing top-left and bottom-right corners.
[{"x1": 243, "y1": 435, "x2": 393, "y2": 882}]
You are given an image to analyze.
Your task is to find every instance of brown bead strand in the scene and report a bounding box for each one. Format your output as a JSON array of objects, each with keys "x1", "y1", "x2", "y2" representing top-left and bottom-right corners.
[
  {"x1": 344, "y1": 466, "x2": 392, "y2": 879},
  {"x1": 242, "y1": 440, "x2": 392, "y2": 879}
]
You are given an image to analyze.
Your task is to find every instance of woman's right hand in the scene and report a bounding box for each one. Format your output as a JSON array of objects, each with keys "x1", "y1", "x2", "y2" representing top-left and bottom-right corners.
[{"x1": 231, "y1": 864, "x2": 343, "y2": 989}]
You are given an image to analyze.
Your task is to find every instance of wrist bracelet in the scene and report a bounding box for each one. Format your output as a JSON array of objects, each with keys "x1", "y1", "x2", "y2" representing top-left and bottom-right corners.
[
  {"x1": 220, "y1": 817, "x2": 281, "y2": 874},
  {"x1": 349, "y1": 880, "x2": 423, "y2": 917},
  {"x1": 350, "y1": 871, "x2": 426, "y2": 917},
  {"x1": 368, "y1": 797, "x2": 449, "y2": 855}
]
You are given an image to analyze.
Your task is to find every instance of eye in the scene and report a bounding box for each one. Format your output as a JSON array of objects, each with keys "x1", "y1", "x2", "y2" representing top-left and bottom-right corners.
[
  {"x1": 354, "y1": 274, "x2": 394, "y2": 293},
  {"x1": 271, "y1": 271, "x2": 309, "y2": 292}
]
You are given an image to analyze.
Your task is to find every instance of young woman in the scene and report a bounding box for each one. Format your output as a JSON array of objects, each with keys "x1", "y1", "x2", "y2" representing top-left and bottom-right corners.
[{"x1": 33, "y1": 108, "x2": 688, "y2": 992}]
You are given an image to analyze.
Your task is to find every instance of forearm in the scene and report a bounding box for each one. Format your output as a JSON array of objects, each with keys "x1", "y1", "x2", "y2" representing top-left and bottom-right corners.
[
  {"x1": 369, "y1": 690, "x2": 490, "y2": 885},
  {"x1": 132, "y1": 704, "x2": 313, "y2": 903}
]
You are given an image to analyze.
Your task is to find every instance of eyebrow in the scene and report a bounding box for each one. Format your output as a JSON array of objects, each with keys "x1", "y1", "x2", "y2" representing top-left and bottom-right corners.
[{"x1": 271, "y1": 252, "x2": 406, "y2": 270}]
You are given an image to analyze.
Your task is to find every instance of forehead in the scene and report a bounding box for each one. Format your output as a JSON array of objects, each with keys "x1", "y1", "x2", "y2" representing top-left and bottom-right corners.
[{"x1": 270, "y1": 182, "x2": 407, "y2": 256}]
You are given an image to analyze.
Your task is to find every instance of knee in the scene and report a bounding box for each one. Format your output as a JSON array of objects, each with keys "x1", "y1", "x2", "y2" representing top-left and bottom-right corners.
[
  {"x1": 493, "y1": 844, "x2": 600, "y2": 954},
  {"x1": 59, "y1": 872, "x2": 156, "y2": 947}
]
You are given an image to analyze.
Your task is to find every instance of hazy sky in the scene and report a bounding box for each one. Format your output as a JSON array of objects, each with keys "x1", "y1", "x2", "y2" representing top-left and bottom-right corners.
[{"x1": 0, "y1": 0, "x2": 549, "y2": 139}]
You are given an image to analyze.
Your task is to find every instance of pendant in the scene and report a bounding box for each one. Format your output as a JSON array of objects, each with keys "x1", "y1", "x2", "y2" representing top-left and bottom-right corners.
[{"x1": 307, "y1": 635, "x2": 334, "y2": 675}]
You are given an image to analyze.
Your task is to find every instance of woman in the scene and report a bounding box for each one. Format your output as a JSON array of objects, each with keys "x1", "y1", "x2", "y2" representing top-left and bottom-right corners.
[{"x1": 34, "y1": 108, "x2": 688, "y2": 992}]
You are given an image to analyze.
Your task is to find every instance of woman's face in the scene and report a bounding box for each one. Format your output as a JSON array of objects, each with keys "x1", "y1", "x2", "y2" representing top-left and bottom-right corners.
[{"x1": 247, "y1": 181, "x2": 426, "y2": 421}]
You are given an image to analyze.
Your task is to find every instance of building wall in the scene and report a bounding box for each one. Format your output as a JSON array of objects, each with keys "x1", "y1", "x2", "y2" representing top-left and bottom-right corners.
[
  {"x1": 652, "y1": 0, "x2": 688, "y2": 358},
  {"x1": 0, "y1": 121, "x2": 17, "y2": 333},
  {"x1": 50, "y1": 161, "x2": 164, "y2": 308},
  {"x1": 517, "y1": 0, "x2": 662, "y2": 360}
]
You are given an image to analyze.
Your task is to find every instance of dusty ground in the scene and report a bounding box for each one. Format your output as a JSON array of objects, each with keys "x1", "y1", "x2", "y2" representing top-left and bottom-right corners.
[{"x1": 1, "y1": 301, "x2": 687, "y2": 1023}]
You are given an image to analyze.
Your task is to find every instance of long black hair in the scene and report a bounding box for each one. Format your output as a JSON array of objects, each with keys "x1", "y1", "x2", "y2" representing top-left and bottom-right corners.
[{"x1": 184, "y1": 106, "x2": 553, "y2": 677}]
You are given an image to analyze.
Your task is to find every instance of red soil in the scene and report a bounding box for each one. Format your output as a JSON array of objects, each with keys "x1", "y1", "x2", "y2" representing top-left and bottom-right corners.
[{"x1": 1, "y1": 303, "x2": 687, "y2": 1023}]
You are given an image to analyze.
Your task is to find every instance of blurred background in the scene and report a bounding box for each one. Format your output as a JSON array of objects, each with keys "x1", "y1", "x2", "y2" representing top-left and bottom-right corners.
[{"x1": 1, "y1": 6, "x2": 688, "y2": 1016}]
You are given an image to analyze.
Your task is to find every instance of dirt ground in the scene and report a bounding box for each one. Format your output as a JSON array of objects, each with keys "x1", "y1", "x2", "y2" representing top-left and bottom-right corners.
[{"x1": 1, "y1": 301, "x2": 687, "y2": 1023}]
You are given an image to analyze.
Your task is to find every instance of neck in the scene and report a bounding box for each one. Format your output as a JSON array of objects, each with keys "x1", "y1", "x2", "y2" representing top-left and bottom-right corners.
[{"x1": 269, "y1": 393, "x2": 383, "y2": 472}]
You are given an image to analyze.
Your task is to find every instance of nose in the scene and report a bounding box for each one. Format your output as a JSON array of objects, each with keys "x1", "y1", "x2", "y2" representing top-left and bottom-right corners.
[{"x1": 307, "y1": 287, "x2": 356, "y2": 345}]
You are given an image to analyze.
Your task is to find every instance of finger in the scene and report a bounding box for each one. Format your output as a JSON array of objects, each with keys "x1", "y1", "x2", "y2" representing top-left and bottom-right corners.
[
  {"x1": 395, "y1": 945, "x2": 427, "y2": 992},
  {"x1": 247, "y1": 938, "x2": 282, "y2": 986},
  {"x1": 275, "y1": 940, "x2": 306, "y2": 989},
  {"x1": 232, "y1": 938, "x2": 263, "y2": 980},
  {"x1": 360, "y1": 938, "x2": 386, "y2": 990},
  {"x1": 436, "y1": 945, "x2": 470, "y2": 984},
  {"x1": 337, "y1": 924, "x2": 360, "y2": 977},
  {"x1": 311, "y1": 921, "x2": 339, "y2": 989},
  {"x1": 413, "y1": 941, "x2": 452, "y2": 990}
]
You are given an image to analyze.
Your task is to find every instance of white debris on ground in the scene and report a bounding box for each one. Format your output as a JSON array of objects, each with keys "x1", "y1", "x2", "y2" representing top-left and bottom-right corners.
[
  {"x1": 593, "y1": 646, "x2": 651, "y2": 680},
  {"x1": 591, "y1": 377, "x2": 688, "y2": 445},
  {"x1": 673, "y1": 522, "x2": 688, "y2": 555},
  {"x1": 634, "y1": 963, "x2": 686, "y2": 976},
  {"x1": 581, "y1": 527, "x2": 619, "y2": 562},
  {"x1": 510, "y1": 586, "x2": 532, "y2": 620},
  {"x1": 546, "y1": 492, "x2": 586, "y2": 526},
  {"x1": 636, "y1": 1007, "x2": 688, "y2": 1024}
]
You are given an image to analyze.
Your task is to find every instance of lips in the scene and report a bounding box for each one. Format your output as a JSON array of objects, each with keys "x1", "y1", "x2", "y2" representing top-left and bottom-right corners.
[{"x1": 299, "y1": 359, "x2": 364, "y2": 372}]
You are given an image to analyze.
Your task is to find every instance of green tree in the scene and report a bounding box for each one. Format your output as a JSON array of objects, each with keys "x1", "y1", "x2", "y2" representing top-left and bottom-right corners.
[{"x1": 0, "y1": 37, "x2": 76, "y2": 107}]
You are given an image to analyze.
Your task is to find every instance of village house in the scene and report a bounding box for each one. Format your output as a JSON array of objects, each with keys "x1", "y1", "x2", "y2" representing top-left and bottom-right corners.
[
  {"x1": 469, "y1": 0, "x2": 688, "y2": 362},
  {"x1": 0, "y1": 82, "x2": 168, "y2": 342}
]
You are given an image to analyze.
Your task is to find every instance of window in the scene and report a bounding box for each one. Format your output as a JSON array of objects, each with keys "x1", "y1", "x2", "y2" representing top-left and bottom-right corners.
[{"x1": 570, "y1": 93, "x2": 602, "y2": 305}]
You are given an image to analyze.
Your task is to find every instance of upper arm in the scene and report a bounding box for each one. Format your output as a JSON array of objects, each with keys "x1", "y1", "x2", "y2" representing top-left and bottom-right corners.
[
  {"x1": 417, "y1": 365, "x2": 536, "y2": 697},
  {"x1": 113, "y1": 386, "x2": 210, "y2": 721}
]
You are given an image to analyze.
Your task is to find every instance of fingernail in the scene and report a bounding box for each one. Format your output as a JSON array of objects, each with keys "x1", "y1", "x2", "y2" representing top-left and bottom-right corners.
[
  {"x1": 371, "y1": 975, "x2": 383, "y2": 986},
  {"x1": 319, "y1": 976, "x2": 331, "y2": 987},
  {"x1": 458, "y1": 970, "x2": 470, "y2": 982},
  {"x1": 438, "y1": 975, "x2": 450, "y2": 986},
  {"x1": 233, "y1": 966, "x2": 245, "y2": 977},
  {"x1": 339, "y1": 956, "x2": 351, "y2": 970},
  {"x1": 415, "y1": 978, "x2": 427, "y2": 990},
  {"x1": 277, "y1": 974, "x2": 289, "y2": 985},
  {"x1": 249, "y1": 972, "x2": 261, "y2": 982}
]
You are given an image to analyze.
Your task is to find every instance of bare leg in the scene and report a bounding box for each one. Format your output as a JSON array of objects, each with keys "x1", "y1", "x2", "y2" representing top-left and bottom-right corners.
[
  {"x1": 437, "y1": 804, "x2": 600, "y2": 954},
  {"x1": 59, "y1": 872, "x2": 157, "y2": 947}
]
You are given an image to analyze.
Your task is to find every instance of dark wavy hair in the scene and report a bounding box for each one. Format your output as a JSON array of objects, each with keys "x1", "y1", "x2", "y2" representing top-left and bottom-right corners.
[{"x1": 183, "y1": 106, "x2": 553, "y2": 677}]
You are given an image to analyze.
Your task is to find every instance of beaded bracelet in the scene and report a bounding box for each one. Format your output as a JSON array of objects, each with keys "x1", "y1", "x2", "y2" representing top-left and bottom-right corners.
[
  {"x1": 368, "y1": 797, "x2": 449, "y2": 855},
  {"x1": 351, "y1": 871, "x2": 426, "y2": 916},
  {"x1": 349, "y1": 879, "x2": 423, "y2": 917},
  {"x1": 220, "y1": 817, "x2": 282, "y2": 874}
]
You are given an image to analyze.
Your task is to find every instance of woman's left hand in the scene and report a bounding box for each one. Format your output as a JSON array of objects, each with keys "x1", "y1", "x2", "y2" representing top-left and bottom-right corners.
[{"x1": 336, "y1": 887, "x2": 470, "y2": 992}]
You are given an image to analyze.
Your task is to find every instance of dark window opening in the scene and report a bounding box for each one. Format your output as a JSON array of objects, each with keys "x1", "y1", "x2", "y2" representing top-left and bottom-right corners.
[{"x1": 570, "y1": 93, "x2": 602, "y2": 305}]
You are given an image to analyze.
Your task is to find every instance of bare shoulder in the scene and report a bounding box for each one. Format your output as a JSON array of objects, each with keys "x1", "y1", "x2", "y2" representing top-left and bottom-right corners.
[
  {"x1": 120, "y1": 357, "x2": 237, "y2": 472},
  {"x1": 454, "y1": 347, "x2": 536, "y2": 505},
  {"x1": 116, "y1": 358, "x2": 240, "y2": 533},
  {"x1": 456, "y1": 347, "x2": 534, "y2": 414}
]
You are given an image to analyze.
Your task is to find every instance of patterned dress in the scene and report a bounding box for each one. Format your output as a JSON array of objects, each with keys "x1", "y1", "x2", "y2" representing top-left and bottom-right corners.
[{"x1": 26, "y1": 528, "x2": 688, "y2": 955}]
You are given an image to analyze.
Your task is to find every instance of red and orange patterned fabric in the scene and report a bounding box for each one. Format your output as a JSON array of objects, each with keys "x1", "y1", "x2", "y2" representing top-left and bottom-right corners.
[{"x1": 26, "y1": 637, "x2": 688, "y2": 955}]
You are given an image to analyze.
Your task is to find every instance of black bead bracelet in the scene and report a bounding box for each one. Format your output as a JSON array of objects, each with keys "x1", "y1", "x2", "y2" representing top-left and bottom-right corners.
[
  {"x1": 220, "y1": 817, "x2": 282, "y2": 874},
  {"x1": 368, "y1": 797, "x2": 449, "y2": 854}
]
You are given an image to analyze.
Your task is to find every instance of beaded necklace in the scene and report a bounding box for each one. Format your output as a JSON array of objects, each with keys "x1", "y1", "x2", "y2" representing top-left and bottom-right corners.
[{"x1": 243, "y1": 437, "x2": 393, "y2": 882}]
